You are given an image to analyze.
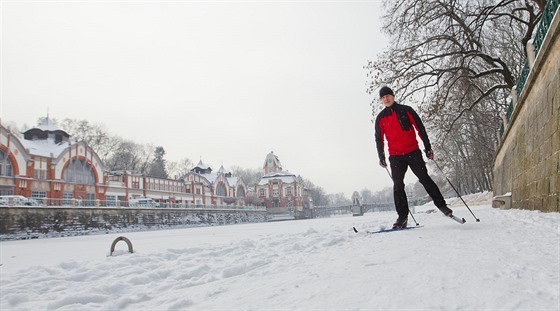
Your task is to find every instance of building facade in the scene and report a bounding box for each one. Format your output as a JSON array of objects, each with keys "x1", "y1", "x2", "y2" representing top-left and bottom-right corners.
[
  {"x1": 184, "y1": 161, "x2": 248, "y2": 207},
  {"x1": 0, "y1": 120, "x2": 248, "y2": 207},
  {"x1": 255, "y1": 152, "x2": 312, "y2": 216},
  {"x1": 0, "y1": 119, "x2": 105, "y2": 204}
]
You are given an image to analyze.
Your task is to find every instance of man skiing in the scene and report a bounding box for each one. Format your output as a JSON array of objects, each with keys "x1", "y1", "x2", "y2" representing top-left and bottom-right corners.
[{"x1": 374, "y1": 86, "x2": 453, "y2": 228}]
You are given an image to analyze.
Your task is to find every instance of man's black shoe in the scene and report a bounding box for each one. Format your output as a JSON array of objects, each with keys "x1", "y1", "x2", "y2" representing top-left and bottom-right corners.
[
  {"x1": 439, "y1": 205, "x2": 453, "y2": 217},
  {"x1": 392, "y1": 217, "x2": 408, "y2": 229}
]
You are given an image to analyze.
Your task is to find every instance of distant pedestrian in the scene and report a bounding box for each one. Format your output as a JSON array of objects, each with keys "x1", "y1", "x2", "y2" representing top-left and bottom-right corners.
[{"x1": 374, "y1": 86, "x2": 452, "y2": 228}]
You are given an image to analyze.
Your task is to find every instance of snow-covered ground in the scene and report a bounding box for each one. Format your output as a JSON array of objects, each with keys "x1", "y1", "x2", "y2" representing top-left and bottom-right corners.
[{"x1": 1, "y1": 193, "x2": 559, "y2": 310}]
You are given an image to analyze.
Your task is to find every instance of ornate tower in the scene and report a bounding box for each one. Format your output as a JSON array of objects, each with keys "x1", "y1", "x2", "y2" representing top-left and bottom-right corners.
[{"x1": 263, "y1": 151, "x2": 283, "y2": 175}]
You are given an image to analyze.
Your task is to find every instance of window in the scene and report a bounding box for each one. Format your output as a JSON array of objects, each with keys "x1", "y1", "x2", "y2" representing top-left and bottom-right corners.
[
  {"x1": 0, "y1": 186, "x2": 13, "y2": 196},
  {"x1": 216, "y1": 183, "x2": 226, "y2": 196},
  {"x1": 259, "y1": 189, "x2": 265, "y2": 197},
  {"x1": 272, "y1": 189, "x2": 279, "y2": 197},
  {"x1": 32, "y1": 191, "x2": 47, "y2": 199},
  {"x1": 0, "y1": 150, "x2": 13, "y2": 177},
  {"x1": 106, "y1": 195, "x2": 117, "y2": 207},
  {"x1": 286, "y1": 187, "x2": 293, "y2": 196},
  {"x1": 85, "y1": 193, "x2": 95, "y2": 206},
  {"x1": 63, "y1": 192, "x2": 74, "y2": 205},
  {"x1": 237, "y1": 186, "x2": 245, "y2": 198},
  {"x1": 34, "y1": 169, "x2": 47, "y2": 180},
  {"x1": 64, "y1": 159, "x2": 95, "y2": 185}
]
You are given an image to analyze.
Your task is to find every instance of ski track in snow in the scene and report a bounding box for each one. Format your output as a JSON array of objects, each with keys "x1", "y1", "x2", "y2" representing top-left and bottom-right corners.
[{"x1": 1, "y1": 197, "x2": 559, "y2": 310}]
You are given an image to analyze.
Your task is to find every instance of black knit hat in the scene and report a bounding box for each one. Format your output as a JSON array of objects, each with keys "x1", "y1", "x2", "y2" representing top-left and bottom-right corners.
[{"x1": 379, "y1": 86, "x2": 394, "y2": 98}]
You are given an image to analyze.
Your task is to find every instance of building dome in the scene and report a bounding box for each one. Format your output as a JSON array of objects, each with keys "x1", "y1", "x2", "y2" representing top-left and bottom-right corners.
[
  {"x1": 263, "y1": 151, "x2": 282, "y2": 175},
  {"x1": 191, "y1": 160, "x2": 212, "y2": 174},
  {"x1": 23, "y1": 117, "x2": 70, "y2": 144}
]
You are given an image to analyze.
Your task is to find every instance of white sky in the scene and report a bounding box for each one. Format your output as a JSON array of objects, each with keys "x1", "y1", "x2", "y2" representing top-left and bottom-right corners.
[{"x1": 0, "y1": 0, "x2": 406, "y2": 197}]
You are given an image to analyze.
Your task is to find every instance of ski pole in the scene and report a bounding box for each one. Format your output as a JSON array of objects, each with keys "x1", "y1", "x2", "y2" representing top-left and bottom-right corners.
[
  {"x1": 385, "y1": 167, "x2": 420, "y2": 226},
  {"x1": 431, "y1": 159, "x2": 480, "y2": 222}
]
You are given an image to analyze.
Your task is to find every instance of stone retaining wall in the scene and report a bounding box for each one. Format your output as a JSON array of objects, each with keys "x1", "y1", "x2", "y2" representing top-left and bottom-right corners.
[
  {"x1": 0, "y1": 207, "x2": 267, "y2": 240},
  {"x1": 493, "y1": 11, "x2": 560, "y2": 212}
]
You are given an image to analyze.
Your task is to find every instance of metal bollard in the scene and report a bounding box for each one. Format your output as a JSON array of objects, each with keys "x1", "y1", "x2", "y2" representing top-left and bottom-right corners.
[{"x1": 110, "y1": 236, "x2": 134, "y2": 256}]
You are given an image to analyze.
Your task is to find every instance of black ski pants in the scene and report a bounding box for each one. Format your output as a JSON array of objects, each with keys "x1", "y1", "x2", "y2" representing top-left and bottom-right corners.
[{"x1": 389, "y1": 149, "x2": 446, "y2": 218}]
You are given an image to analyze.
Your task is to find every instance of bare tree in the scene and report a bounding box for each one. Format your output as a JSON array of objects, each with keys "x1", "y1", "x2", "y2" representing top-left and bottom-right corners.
[
  {"x1": 367, "y1": 0, "x2": 541, "y2": 117},
  {"x1": 57, "y1": 118, "x2": 121, "y2": 163},
  {"x1": 2, "y1": 121, "x2": 26, "y2": 137},
  {"x1": 360, "y1": 188, "x2": 375, "y2": 204},
  {"x1": 136, "y1": 143, "x2": 155, "y2": 175},
  {"x1": 371, "y1": 186, "x2": 394, "y2": 204},
  {"x1": 366, "y1": 0, "x2": 543, "y2": 193},
  {"x1": 105, "y1": 139, "x2": 144, "y2": 172},
  {"x1": 167, "y1": 158, "x2": 194, "y2": 180},
  {"x1": 301, "y1": 178, "x2": 330, "y2": 206},
  {"x1": 230, "y1": 166, "x2": 262, "y2": 187},
  {"x1": 328, "y1": 193, "x2": 352, "y2": 206},
  {"x1": 244, "y1": 193, "x2": 263, "y2": 206}
]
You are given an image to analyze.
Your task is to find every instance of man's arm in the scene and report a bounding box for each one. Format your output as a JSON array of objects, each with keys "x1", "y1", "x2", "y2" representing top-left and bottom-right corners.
[
  {"x1": 408, "y1": 107, "x2": 431, "y2": 151},
  {"x1": 374, "y1": 114, "x2": 387, "y2": 166}
]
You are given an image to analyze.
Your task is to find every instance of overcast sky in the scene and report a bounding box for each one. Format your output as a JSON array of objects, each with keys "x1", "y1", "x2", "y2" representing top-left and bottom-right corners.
[{"x1": 0, "y1": 0, "x2": 414, "y2": 198}]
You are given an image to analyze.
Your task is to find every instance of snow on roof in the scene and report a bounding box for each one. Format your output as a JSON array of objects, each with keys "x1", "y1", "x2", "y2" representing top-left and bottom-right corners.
[
  {"x1": 21, "y1": 139, "x2": 70, "y2": 158},
  {"x1": 258, "y1": 171, "x2": 297, "y2": 185},
  {"x1": 203, "y1": 173, "x2": 218, "y2": 184},
  {"x1": 193, "y1": 173, "x2": 240, "y2": 188},
  {"x1": 218, "y1": 165, "x2": 231, "y2": 174},
  {"x1": 36, "y1": 123, "x2": 65, "y2": 133},
  {"x1": 227, "y1": 176, "x2": 239, "y2": 186},
  {"x1": 29, "y1": 117, "x2": 70, "y2": 136},
  {"x1": 262, "y1": 171, "x2": 295, "y2": 178},
  {"x1": 194, "y1": 160, "x2": 210, "y2": 170}
]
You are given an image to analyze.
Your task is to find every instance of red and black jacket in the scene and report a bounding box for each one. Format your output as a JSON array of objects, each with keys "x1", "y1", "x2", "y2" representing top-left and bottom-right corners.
[{"x1": 375, "y1": 102, "x2": 431, "y2": 160}]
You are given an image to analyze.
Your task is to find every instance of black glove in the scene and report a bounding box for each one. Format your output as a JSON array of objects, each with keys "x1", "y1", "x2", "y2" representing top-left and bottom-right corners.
[
  {"x1": 425, "y1": 149, "x2": 434, "y2": 160},
  {"x1": 379, "y1": 158, "x2": 387, "y2": 168}
]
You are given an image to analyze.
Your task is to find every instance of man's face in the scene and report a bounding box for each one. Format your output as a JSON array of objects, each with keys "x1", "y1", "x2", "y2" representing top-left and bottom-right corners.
[{"x1": 381, "y1": 94, "x2": 395, "y2": 107}]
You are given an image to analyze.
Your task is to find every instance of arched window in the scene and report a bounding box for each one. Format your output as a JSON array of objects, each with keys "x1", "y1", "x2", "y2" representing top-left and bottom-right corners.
[
  {"x1": 0, "y1": 150, "x2": 13, "y2": 177},
  {"x1": 236, "y1": 186, "x2": 245, "y2": 198},
  {"x1": 64, "y1": 159, "x2": 95, "y2": 185},
  {"x1": 216, "y1": 183, "x2": 227, "y2": 196}
]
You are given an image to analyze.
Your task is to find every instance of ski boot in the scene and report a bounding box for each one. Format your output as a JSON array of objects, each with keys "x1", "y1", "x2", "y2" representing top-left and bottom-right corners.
[
  {"x1": 438, "y1": 205, "x2": 453, "y2": 217},
  {"x1": 392, "y1": 217, "x2": 408, "y2": 229}
]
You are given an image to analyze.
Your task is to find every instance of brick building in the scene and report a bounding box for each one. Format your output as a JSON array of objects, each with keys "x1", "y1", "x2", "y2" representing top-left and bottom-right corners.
[
  {"x1": 0, "y1": 118, "x2": 105, "y2": 203},
  {"x1": 0, "y1": 119, "x2": 248, "y2": 207},
  {"x1": 256, "y1": 151, "x2": 311, "y2": 216}
]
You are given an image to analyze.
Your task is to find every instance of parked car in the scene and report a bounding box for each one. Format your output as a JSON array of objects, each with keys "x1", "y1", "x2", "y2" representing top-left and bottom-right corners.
[
  {"x1": 128, "y1": 197, "x2": 160, "y2": 208},
  {"x1": 0, "y1": 195, "x2": 39, "y2": 206}
]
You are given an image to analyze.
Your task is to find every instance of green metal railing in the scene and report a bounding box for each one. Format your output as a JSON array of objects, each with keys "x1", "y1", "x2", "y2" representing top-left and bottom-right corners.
[
  {"x1": 514, "y1": 59, "x2": 530, "y2": 107},
  {"x1": 515, "y1": 0, "x2": 559, "y2": 100},
  {"x1": 504, "y1": 0, "x2": 559, "y2": 135},
  {"x1": 534, "y1": 0, "x2": 560, "y2": 55}
]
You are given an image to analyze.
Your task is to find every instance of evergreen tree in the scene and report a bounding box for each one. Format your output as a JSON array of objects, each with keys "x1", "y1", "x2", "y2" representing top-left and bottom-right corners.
[{"x1": 148, "y1": 146, "x2": 168, "y2": 178}]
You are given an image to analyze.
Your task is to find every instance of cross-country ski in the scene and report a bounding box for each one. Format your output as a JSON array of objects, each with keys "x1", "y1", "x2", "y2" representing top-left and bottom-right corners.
[
  {"x1": 353, "y1": 225, "x2": 424, "y2": 234},
  {"x1": 447, "y1": 214, "x2": 467, "y2": 224}
]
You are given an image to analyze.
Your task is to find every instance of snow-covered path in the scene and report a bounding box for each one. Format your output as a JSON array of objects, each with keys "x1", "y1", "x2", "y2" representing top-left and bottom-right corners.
[{"x1": 1, "y1": 198, "x2": 559, "y2": 310}]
